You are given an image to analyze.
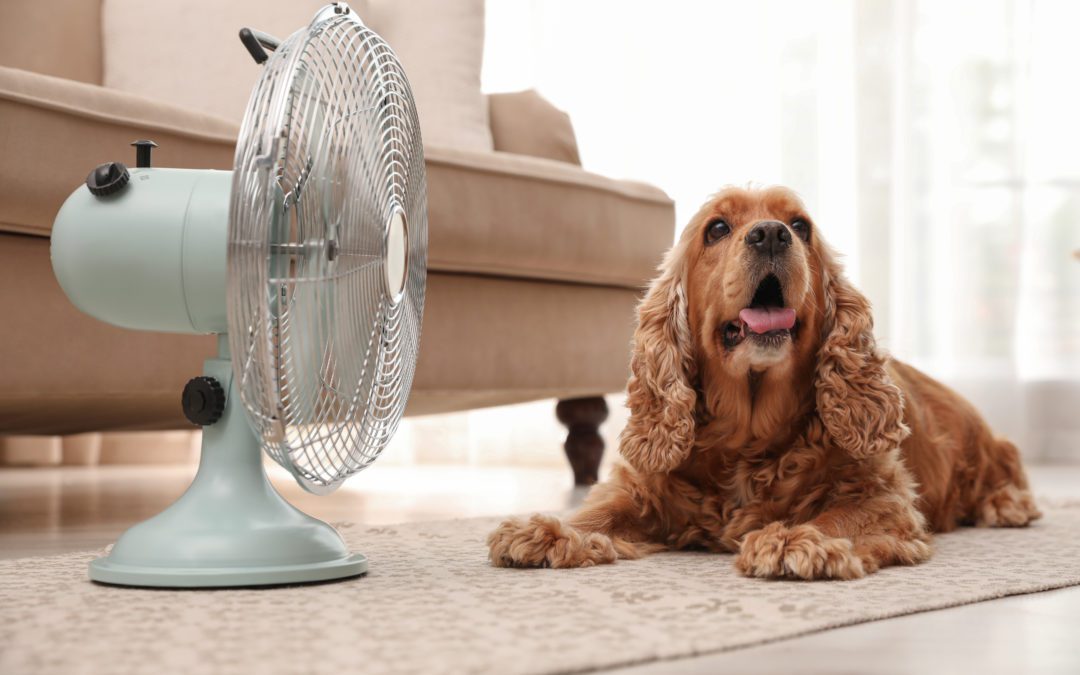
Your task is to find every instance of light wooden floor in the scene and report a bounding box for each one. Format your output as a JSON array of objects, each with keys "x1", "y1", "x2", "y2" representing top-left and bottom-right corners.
[
  {"x1": 2, "y1": 462, "x2": 1079, "y2": 674},
  {"x1": 0, "y1": 462, "x2": 589, "y2": 559}
]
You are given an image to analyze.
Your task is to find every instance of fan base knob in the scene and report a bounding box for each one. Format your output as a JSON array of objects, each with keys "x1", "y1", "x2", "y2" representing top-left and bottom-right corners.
[{"x1": 182, "y1": 376, "x2": 226, "y2": 426}]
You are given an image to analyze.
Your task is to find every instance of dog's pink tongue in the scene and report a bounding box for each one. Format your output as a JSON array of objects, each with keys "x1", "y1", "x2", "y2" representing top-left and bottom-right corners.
[{"x1": 739, "y1": 307, "x2": 796, "y2": 334}]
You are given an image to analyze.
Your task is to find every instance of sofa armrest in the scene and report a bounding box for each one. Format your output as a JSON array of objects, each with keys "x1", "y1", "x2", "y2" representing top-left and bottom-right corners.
[{"x1": 488, "y1": 89, "x2": 582, "y2": 166}]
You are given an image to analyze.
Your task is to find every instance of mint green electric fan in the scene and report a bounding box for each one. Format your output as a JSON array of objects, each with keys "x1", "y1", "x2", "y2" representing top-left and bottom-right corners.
[{"x1": 49, "y1": 2, "x2": 426, "y2": 587}]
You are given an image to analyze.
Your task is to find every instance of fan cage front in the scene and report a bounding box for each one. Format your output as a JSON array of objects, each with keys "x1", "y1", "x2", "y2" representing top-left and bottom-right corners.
[{"x1": 228, "y1": 5, "x2": 427, "y2": 493}]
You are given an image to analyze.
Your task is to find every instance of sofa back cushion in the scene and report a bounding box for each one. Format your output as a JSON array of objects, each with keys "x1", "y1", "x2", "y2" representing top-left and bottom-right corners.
[
  {"x1": 0, "y1": 0, "x2": 104, "y2": 84},
  {"x1": 359, "y1": 0, "x2": 491, "y2": 152},
  {"x1": 101, "y1": 0, "x2": 492, "y2": 151}
]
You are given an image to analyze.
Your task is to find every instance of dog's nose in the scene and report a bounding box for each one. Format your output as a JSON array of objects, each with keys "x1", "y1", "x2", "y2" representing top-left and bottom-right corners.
[{"x1": 745, "y1": 220, "x2": 791, "y2": 257}]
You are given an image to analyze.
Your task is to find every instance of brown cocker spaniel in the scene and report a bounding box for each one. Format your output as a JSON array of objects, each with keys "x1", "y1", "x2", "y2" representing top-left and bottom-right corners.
[{"x1": 488, "y1": 186, "x2": 1041, "y2": 580}]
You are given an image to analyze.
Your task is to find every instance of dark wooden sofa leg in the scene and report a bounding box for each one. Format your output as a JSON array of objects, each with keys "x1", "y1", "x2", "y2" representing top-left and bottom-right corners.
[{"x1": 555, "y1": 396, "x2": 609, "y2": 486}]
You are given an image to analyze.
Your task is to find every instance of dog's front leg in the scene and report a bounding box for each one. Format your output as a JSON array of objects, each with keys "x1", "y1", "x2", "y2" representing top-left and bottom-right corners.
[
  {"x1": 487, "y1": 473, "x2": 663, "y2": 568},
  {"x1": 734, "y1": 498, "x2": 932, "y2": 580}
]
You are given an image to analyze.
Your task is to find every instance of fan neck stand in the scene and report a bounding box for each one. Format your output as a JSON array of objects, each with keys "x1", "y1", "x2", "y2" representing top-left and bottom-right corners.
[{"x1": 89, "y1": 336, "x2": 368, "y2": 587}]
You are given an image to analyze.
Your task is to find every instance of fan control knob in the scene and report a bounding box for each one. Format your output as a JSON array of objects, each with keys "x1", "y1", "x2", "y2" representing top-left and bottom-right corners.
[
  {"x1": 85, "y1": 162, "x2": 130, "y2": 197},
  {"x1": 182, "y1": 376, "x2": 226, "y2": 426}
]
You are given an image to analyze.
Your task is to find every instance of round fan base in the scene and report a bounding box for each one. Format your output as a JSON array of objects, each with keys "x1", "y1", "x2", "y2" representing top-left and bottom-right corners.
[
  {"x1": 86, "y1": 353, "x2": 369, "y2": 589},
  {"x1": 89, "y1": 553, "x2": 368, "y2": 588}
]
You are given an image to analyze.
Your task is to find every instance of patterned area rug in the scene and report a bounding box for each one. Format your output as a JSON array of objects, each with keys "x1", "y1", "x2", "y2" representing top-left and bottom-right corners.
[{"x1": 3, "y1": 507, "x2": 1080, "y2": 675}]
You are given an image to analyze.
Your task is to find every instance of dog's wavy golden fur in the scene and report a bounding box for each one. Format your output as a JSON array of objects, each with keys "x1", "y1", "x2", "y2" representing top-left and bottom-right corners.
[{"x1": 488, "y1": 186, "x2": 1041, "y2": 579}]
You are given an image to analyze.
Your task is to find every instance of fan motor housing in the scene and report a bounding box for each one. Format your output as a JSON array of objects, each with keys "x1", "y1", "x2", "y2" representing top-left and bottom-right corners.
[{"x1": 51, "y1": 168, "x2": 231, "y2": 334}]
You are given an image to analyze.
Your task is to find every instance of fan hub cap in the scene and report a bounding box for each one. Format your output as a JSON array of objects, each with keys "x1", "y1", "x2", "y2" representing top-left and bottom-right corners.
[{"x1": 385, "y1": 207, "x2": 409, "y2": 299}]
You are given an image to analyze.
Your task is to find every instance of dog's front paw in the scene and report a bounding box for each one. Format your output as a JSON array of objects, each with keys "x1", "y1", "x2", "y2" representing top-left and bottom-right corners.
[
  {"x1": 735, "y1": 522, "x2": 865, "y2": 580},
  {"x1": 977, "y1": 484, "x2": 1042, "y2": 527},
  {"x1": 487, "y1": 514, "x2": 617, "y2": 568}
]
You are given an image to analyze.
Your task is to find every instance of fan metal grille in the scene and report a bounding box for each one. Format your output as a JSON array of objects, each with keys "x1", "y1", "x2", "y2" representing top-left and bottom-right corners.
[{"x1": 228, "y1": 4, "x2": 426, "y2": 494}]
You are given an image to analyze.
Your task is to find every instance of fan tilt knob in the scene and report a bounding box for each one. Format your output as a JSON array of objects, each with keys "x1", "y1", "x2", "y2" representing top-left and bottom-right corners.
[
  {"x1": 85, "y1": 162, "x2": 130, "y2": 197},
  {"x1": 131, "y1": 140, "x2": 158, "y2": 168},
  {"x1": 182, "y1": 376, "x2": 226, "y2": 426}
]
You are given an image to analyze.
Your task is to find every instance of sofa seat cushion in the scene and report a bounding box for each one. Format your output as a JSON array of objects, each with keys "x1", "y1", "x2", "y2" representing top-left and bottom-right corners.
[
  {"x1": 0, "y1": 67, "x2": 673, "y2": 289},
  {"x1": 0, "y1": 66, "x2": 239, "y2": 240},
  {"x1": 0, "y1": 234, "x2": 638, "y2": 433}
]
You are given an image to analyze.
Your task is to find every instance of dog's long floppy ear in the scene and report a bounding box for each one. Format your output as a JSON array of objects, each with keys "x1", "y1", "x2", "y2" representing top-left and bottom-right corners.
[
  {"x1": 619, "y1": 248, "x2": 698, "y2": 474},
  {"x1": 814, "y1": 246, "x2": 909, "y2": 459}
]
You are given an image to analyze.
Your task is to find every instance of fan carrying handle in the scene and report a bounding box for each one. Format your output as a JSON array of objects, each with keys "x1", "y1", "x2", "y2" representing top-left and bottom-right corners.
[{"x1": 239, "y1": 27, "x2": 281, "y2": 65}]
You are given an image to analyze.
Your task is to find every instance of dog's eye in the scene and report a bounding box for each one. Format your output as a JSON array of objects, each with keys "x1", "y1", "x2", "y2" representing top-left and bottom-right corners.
[
  {"x1": 791, "y1": 219, "x2": 811, "y2": 241},
  {"x1": 704, "y1": 219, "x2": 731, "y2": 245}
]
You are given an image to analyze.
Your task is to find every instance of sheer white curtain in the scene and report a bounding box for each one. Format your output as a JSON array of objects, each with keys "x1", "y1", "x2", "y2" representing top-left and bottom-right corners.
[{"x1": 483, "y1": 0, "x2": 1080, "y2": 461}]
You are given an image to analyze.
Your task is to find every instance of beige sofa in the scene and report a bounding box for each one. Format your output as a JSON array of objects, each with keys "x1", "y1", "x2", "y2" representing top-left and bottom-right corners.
[{"x1": 0, "y1": 0, "x2": 674, "y2": 482}]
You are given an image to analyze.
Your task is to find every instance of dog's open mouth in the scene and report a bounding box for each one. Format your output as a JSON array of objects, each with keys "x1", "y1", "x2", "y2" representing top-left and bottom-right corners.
[{"x1": 722, "y1": 274, "x2": 797, "y2": 350}]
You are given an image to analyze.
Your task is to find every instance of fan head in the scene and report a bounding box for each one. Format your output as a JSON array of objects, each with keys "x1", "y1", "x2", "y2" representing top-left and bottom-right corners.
[{"x1": 228, "y1": 3, "x2": 427, "y2": 494}]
